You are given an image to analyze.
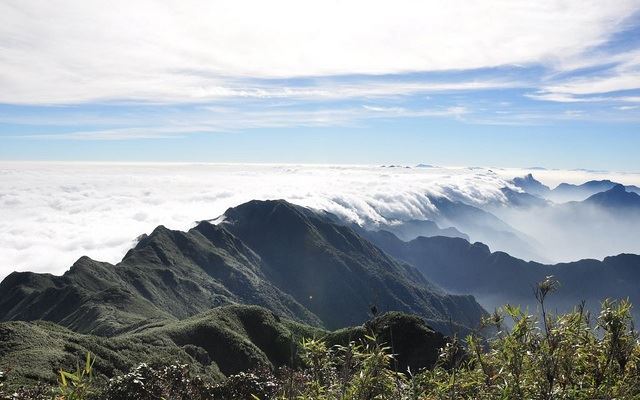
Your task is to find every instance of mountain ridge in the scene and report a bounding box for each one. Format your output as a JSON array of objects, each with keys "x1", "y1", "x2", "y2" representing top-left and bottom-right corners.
[
  {"x1": 0, "y1": 199, "x2": 486, "y2": 336},
  {"x1": 361, "y1": 228, "x2": 640, "y2": 320}
]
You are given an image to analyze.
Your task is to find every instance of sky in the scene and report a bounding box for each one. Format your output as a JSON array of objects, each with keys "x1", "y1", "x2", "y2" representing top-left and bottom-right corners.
[{"x1": 1, "y1": 1, "x2": 640, "y2": 170}]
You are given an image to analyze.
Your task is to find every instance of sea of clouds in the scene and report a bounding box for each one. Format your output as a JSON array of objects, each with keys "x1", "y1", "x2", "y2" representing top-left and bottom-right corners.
[{"x1": 2, "y1": 162, "x2": 640, "y2": 280}]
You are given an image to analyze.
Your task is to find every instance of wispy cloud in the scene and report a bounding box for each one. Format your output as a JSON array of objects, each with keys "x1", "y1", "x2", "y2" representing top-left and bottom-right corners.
[
  {"x1": 529, "y1": 43, "x2": 640, "y2": 103},
  {"x1": 538, "y1": 74, "x2": 640, "y2": 97},
  {"x1": 0, "y1": 0, "x2": 638, "y2": 105},
  {"x1": 16, "y1": 105, "x2": 473, "y2": 140},
  {"x1": 1, "y1": 1, "x2": 640, "y2": 145}
]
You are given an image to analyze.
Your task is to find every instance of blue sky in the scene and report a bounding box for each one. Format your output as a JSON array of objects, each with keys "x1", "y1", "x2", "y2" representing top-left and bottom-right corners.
[{"x1": 1, "y1": 1, "x2": 640, "y2": 170}]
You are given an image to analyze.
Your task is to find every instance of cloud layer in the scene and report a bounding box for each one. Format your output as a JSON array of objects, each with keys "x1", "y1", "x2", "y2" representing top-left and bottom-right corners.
[{"x1": 2, "y1": 162, "x2": 640, "y2": 280}]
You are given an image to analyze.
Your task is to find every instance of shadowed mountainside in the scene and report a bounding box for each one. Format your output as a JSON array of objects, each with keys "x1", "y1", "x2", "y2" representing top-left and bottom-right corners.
[
  {"x1": 0, "y1": 200, "x2": 486, "y2": 336},
  {"x1": 362, "y1": 229, "x2": 640, "y2": 320},
  {"x1": 220, "y1": 200, "x2": 485, "y2": 331}
]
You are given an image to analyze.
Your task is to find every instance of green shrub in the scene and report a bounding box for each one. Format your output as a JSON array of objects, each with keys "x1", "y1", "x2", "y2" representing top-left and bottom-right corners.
[
  {"x1": 266, "y1": 279, "x2": 640, "y2": 399},
  {"x1": 97, "y1": 363, "x2": 211, "y2": 400},
  {"x1": 209, "y1": 369, "x2": 278, "y2": 400},
  {"x1": 0, "y1": 370, "x2": 51, "y2": 400}
]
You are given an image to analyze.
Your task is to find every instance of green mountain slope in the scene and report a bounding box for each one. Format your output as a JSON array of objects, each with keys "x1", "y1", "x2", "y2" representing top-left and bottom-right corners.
[
  {"x1": 0, "y1": 305, "x2": 446, "y2": 387},
  {"x1": 0, "y1": 200, "x2": 486, "y2": 335},
  {"x1": 0, "y1": 222, "x2": 318, "y2": 335}
]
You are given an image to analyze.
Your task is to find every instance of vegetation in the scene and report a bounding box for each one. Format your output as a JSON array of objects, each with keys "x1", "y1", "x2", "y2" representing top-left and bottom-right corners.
[
  {"x1": 1, "y1": 280, "x2": 639, "y2": 399},
  {"x1": 0, "y1": 306, "x2": 442, "y2": 388},
  {"x1": 56, "y1": 353, "x2": 96, "y2": 400}
]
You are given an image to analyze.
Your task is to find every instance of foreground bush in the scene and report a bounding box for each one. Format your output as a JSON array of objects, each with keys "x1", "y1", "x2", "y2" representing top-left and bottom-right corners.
[
  {"x1": 267, "y1": 295, "x2": 640, "y2": 399},
  {"x1": 2, "y1": 280, "x2": 640, "y2": 399}
]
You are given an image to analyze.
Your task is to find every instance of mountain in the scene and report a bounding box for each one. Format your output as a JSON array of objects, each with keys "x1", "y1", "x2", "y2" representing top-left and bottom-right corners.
[
  {"x1": 552, "y1": 179, "x2": 618, "y2": 202},
  {"x1": 512, "y1": 173, "x2": 550, "y2": 197},
  {"x1": 0, "y1": 200, "x2": 486, "y2": 336},
  {"x1": 377, "y1": 219, "x2": 469, "y2": 242},
  {"x1": 0, "y1": 304, "x2": 447, "y2": 386},
  {"x1": 219, "y1": 200, "x2": 485, "y2": 331},
  {"x1": 512, "y1": 176, "x2": 640, "y2": 203},
  {"x1": 427, "y1": 196, "x2": 542, "y2": 261},
  {"x1": 498, "y1": 187, "x2": 548, "y2": 209},
  {"x1": 547, "y1": 180, "x2": 640, "y2": 203},
  {"x1": 415, "y1": 163, "x2": 437, "y2": 168},
  {"x1": 0, "y1": 221, "x2": 319, "y2": 335},
  {"x1": 494, "y1": 185, "x2": 640, "y2": 262},
  {"x1": 583, "y1": 184, "x2": 640, "y2": 211},
  {"x1": 480, "y1": 187, "x2": 549, "y2": 219},
  {"x1": 362, "y1": 230, "x2": 640, "y2": 320}
]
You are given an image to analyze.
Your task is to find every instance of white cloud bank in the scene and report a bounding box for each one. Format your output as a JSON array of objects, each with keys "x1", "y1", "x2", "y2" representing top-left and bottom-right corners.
[
  {"x1": 1, "y1": 0, "x2": 638, "y2": 104},
  {"x1": 2, "y1": 162, "x2": 640, "y2": 280}
]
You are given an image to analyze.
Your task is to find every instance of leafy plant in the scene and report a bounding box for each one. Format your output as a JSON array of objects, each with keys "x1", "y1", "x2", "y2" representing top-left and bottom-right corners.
[{"x1": 57, "y1": 352, "x2": 96, "y2": 400}]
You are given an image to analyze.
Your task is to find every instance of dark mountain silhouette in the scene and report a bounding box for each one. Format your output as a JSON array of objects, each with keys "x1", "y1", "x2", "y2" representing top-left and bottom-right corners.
[
  {"x1": 0, "y1": 200, "x2": 485, "y2": 336},
  {"x1": 361, "y1": 229, "x2": 640, "y2": 321},
  {"x1": 512, "y1": 173, "x2": 550, "y2": 197}
]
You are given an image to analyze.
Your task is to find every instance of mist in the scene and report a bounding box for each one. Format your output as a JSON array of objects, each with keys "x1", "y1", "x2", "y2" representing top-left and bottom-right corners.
[
  {"x1": 2, "y1": 162, "x2": 640, "y2": 280},
  {"x1": 490, "y1": 201, "x2": 640, "y2": 263}
]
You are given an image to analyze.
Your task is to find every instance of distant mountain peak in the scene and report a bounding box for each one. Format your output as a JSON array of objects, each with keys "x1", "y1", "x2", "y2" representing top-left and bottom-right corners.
[
  {"x1": 224, "y1": 199, "x2": 305, "y2": 220},
  {"x1": 378, "y1": 219, "x2": 469, "y2": 242},
  {"x1": 588, "y1": 179, "x2": 615, "y2": 185},
  {"x1": 556, "y1": 179, "x2": 616, "y2": 191},
  {"x1": 512, "y1": 174, "x2": 550, "y2": 197},
  {"x1": 550, "y1": 179, "x2": 640, "y2": 202},
  {"x1": 584, "y1": 184, "x2": 640, "y2": 209},
  {"x1": 611, "y1": 183, "x2": 626, "y2": 192}
]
